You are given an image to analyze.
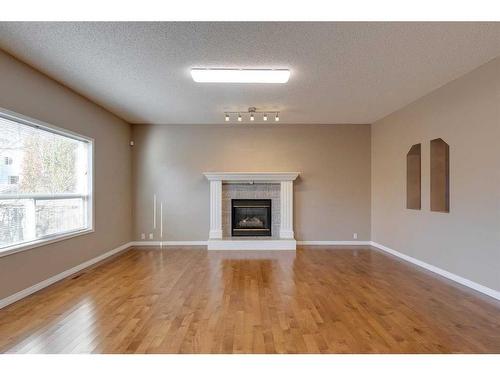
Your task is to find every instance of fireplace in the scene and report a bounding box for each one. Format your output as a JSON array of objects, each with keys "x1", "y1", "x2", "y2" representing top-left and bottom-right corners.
[{"x1": 231, "y1": 199, "x2": 272, "y2": 237}]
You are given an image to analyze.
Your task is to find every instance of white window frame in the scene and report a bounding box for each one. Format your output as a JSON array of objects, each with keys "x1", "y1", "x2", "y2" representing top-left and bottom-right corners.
[{"x1": 0, "y1": 107, "x2": 94, "y2": 258}]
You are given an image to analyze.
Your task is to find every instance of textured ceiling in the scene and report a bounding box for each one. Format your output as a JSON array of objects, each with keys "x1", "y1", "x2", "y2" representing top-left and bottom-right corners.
[{"x1": 0, "y1": 22, "x2": 499, "y2": 124}]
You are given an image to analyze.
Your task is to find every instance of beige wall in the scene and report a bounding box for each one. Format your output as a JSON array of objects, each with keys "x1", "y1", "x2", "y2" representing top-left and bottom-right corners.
[
  {"x1": 372, "y1": 57, "x2": 500, "y2": 291},
  {"x1": 0, "y1": 50, "x2": 132, "y2": 299},
  {"x1": 132, "y1": 124, "x2": 371, "y2": 242}
]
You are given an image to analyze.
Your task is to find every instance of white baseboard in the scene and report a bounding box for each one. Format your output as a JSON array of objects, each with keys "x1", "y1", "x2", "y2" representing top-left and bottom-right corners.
[
  {"x1": 132, "y1": 240, "x2": 371, "y2": 247},
  {"x1": 370, "y1": 241, "x2": 500, "y2": 301},
  {"x1": 131, "y1": 241, "x2": 208, "y2": 246},
  {"x1": 298, "y1": 240, "x2": 371, "y2": 246},
  {"x1": 132, "y1": 240, "x2": 370, "y2": 248},
  {"x1": 0, "y1": 241, "x2": 132, "y2": 310}
]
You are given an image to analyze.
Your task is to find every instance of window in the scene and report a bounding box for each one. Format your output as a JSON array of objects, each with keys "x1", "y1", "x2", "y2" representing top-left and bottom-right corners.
[{"x1": 0, "y1": 110, "x2": 93, "y2": 253}]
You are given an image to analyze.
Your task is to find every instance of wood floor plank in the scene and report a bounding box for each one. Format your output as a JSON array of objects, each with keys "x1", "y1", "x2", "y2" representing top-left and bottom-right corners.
[{"x1": 0, "y1": 246, "x2": 499, "y2": 353}]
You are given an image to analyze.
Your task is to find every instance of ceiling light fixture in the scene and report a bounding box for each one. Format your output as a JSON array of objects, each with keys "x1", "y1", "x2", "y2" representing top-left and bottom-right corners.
[
  {"x1": 191, "y1": 68, "x2": 290, "y2": 83},
  {"x1": 224, "y1": 107, "x2": 280, "y2": 123}
]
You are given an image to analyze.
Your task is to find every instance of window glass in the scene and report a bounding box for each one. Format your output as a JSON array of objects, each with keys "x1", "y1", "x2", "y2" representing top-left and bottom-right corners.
[{"x1": 0, "y1": 114, "x2": 91, "y2": 250}]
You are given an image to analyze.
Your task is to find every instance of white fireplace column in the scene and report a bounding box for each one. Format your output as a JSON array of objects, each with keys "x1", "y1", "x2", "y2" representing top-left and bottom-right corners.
[
  {"x1": 279, "y1": 180, "x2": 294, "y2": 239},
  {"x1": 208, "y1": 180, "x2": 222, "y2": 239}
]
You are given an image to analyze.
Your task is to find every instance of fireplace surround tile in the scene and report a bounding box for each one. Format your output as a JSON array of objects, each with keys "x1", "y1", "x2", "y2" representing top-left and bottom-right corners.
[{"x1": 222, "y1": 183, "x2": 280, "y2": 238}]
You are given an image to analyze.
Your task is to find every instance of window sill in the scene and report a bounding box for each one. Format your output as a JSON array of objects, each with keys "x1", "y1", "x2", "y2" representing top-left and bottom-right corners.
[{"x1": 0, "y1": 228, "x2": 95, "y2": 258}]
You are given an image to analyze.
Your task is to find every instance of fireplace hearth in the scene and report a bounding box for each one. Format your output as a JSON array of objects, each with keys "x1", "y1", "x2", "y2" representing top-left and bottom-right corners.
[{"x1": 231, "y1": 199, "x2": 272, "y2": 237}]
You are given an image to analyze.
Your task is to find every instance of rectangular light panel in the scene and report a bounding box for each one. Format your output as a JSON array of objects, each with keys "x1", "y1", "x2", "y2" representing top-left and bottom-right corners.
[{"x1": 191, "y1": 68, "x2": 290, "y2": 83}]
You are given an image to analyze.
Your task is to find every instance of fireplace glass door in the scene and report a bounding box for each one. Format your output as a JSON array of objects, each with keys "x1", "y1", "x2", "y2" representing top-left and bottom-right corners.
[{"x1": 231, "y1": 199, "x2": 272, "y2": 237}]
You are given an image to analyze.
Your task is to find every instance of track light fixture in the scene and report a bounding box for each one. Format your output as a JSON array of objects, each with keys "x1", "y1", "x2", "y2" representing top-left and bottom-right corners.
[{"x1": 224, "y1": 107, "x2": 280, "y2": 123}]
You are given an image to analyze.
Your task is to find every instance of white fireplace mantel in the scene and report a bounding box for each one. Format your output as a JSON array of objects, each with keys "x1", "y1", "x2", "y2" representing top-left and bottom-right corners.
[
  {"x1": 204, "y1": 172, "x2": 299, "y2": 183},
  {"x1": 203, "y1": 172, "x2": 299, "y2": 250}
]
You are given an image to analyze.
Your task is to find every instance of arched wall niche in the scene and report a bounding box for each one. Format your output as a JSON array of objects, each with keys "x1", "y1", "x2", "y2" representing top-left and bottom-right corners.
[
  {"x1": 406, "y1": 143, "x2": 421, "y2": 210},
  {"x1": 430, "y1": 138, "x2": 450, "y2": 213}
]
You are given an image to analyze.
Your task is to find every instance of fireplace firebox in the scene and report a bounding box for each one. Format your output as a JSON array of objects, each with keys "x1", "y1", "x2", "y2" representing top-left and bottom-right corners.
[{"x1": 231, "y1": 199, "x2": 272, "y2": 237}]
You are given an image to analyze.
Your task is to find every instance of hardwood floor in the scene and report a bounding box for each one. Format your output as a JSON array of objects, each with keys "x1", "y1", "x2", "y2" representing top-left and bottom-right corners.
[{"x1": 0, "y1": 246, "x2": 499, "y2": 353}]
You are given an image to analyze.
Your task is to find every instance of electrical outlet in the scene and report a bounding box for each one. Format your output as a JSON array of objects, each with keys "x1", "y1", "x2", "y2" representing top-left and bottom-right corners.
[
  {"x1": 149, "y1": 233, "x2": 154, "y2": 239},
  {"x1": 141, "y1": 233, "x2": 145, "y2": 240},
  {"x1": 353, "y1": 233, "x2": 358, "y2": 239}
]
